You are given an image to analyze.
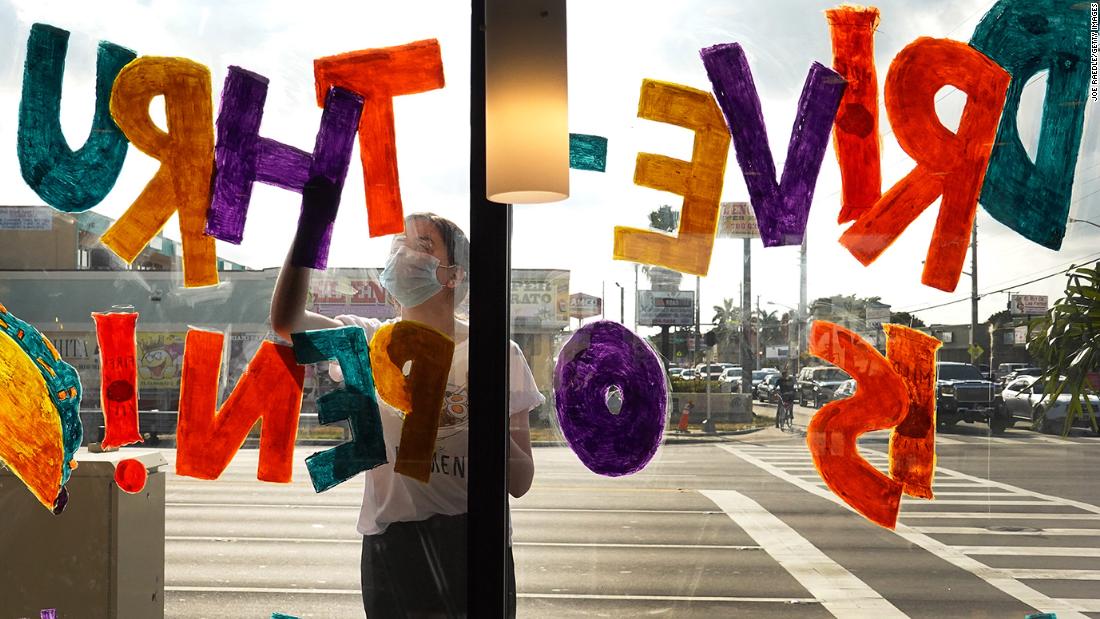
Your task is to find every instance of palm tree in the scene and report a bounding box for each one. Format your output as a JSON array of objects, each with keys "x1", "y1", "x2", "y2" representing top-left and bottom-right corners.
[
  {"x1": 711, "y1": 298, "x2": 740, "y2": 359},
  {"x1": 756, "y1": 308, "x2": 782, "y2": 347},
  {"x1": 1026, "y1": 263, "x2": 1099, "y2": 434}
]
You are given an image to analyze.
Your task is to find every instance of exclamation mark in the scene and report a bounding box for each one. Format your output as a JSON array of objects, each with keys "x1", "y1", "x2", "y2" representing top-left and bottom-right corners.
[{"x1": 91, "y1": 310, "x2": 147, "y2": 493}]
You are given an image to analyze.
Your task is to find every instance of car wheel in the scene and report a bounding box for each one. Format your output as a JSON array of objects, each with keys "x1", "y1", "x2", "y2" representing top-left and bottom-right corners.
[
  {"x1": 989, "y1": 417, "x2": 1009, "y2": 435},
  {"x1": 1040, "y1": 417, "x2": 1061, "y2": 436}
]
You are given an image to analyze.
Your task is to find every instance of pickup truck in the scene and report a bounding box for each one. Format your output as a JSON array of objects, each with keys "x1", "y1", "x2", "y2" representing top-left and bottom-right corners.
[{"x1": 936, "y1": 362, "x2": 1010, "y2": 434}]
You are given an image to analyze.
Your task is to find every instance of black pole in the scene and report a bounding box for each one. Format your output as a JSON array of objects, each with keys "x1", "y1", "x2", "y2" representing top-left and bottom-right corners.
[{"x1": 469, "y1": 1, "x2": 511, "y2": 616}]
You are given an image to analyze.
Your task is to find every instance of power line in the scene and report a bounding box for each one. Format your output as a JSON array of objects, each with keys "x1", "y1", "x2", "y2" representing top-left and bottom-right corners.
[{"x1": 902, "y1": 251, "x2": 1100, "y2": 314}]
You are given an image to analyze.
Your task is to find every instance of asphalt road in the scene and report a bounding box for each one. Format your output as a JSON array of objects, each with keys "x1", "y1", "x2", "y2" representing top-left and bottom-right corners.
[{"x1": 160, "y1": 407, "x2": 1100, "y2": 618}]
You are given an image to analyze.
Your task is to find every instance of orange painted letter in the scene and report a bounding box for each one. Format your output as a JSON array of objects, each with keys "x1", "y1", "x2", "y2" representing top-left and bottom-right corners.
[
  {"x1": 613, "y1": 80, "x2": 730, "y2": 277},
  {"x1": 884, "y1": 324, "x2": 942, "y2": 499},
  {"x1": 826, "y1": 5, "x2": 882, "y2": 223},
  {"x1": 806, "y1": 321, "x2": 908, "y2": 529},
  {"x1": 314, "y1": 40, "x2": 445, "y2": 238},
  {"x1": 838, "y1": 38, "x2": 1009, "y2": 292},
  {"x1": 176, "y1": 330, "x2": 305, "y2": 482},
  {"x1": 369, "y1": 321, "x2": 454, "y2": 483}
]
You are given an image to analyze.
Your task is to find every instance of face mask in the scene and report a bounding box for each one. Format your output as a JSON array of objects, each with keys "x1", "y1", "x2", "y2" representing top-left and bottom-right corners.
[{"x1": 379, "y1": 245, "x2": 445, "y2": 308}]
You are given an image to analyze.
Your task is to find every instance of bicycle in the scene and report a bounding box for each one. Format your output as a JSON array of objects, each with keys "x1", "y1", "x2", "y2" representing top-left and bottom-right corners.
[{"x1": 775, "y1": 394, "x2": 794, "y2": 431}]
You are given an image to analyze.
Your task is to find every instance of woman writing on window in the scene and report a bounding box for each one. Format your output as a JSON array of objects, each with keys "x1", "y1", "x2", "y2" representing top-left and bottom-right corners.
[{"x1": 271, "y1": 212, "x2": 541, "y2": 618}]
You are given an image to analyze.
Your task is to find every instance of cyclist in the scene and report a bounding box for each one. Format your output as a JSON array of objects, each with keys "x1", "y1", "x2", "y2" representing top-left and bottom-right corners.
[{"x1": 776, "y1": 370, "x2": 797, "y2": 430}]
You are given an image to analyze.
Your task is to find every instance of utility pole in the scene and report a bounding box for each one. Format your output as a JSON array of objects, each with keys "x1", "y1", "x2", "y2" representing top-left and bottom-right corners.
[
  {"x1": 798, "y1": 234, "x2": 808, "y2": 373},
  {"x1": 633, "y1": 263, "x2": 639, "y2": 333},
  {"x1": 692, "y1": 275, "x2": 701, "y2": 370},
  {"x1": 756, "y1": 294, "x2": 762, "y2": 367},
  {"x1": 741, "y1": 237, "x2": 753, "y2": 395}
]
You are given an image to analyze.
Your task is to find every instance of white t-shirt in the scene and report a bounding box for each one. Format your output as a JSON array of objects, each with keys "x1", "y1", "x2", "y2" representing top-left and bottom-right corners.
[{"x1": 331, "y1": 315, "x2": 544, "y2": 536}]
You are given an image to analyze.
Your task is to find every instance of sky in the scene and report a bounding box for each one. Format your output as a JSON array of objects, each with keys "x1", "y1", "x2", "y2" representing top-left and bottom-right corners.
[{"x1": 0, "y1": 0, "x2": 1096, "y2": 332}]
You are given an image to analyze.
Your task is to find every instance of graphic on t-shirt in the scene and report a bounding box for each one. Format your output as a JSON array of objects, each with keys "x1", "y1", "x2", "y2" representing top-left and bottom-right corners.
[{"x1": 437, "y1": 382, "x2": 468, "y2": 439}]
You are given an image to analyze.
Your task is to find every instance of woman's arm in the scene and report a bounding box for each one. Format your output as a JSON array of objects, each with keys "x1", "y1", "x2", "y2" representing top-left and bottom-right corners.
[
  {"x1": 270, "y1": 250, "x2": 341, "y2": 341},
  {"x1": 508, "y1": 410, "x2": 534, "y2": 498}
]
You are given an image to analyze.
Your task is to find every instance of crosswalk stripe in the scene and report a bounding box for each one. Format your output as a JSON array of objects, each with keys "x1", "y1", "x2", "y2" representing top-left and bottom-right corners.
[
  {"x1": 900, "y1": 512, "x2": 1100, "y2": 520},
  {"x1": 913, "y1": 526, "x2": 1100, "y2": 536},
  {"x1": 719, "y1": 445, "x2": 1093, "y2": 619},
  {"x1": 957, "y1": 546, "x2": 1100, "y2": 557},
  {"x1": 701, "y1": 488, "x2": 907, "y2": 618},
  {"x1": 1001, "y1": 569, "x2": 1100, "y2": 580}
]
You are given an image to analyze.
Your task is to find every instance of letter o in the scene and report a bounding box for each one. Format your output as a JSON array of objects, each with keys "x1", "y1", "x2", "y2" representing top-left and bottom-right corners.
[{"x1": 554, "y1": 320, "x2": 668, "y2": 476}]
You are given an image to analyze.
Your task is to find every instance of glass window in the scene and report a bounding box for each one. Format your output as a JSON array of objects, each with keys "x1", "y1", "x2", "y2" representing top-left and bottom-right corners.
[{"x1": 2, "y1": 1, "x2": 1097, "y2": 618}]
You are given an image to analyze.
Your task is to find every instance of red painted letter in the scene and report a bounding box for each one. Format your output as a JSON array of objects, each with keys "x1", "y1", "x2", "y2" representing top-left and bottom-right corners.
[
  {"x1": 314, "y1": 40, "x2": 445, "y2": 238},
  {"x1": 176, "y1": 330, "x2": 304, "y2": 482},
  {"x1": 838, "y1": 38, "x2": 1009, "y2": 292}
]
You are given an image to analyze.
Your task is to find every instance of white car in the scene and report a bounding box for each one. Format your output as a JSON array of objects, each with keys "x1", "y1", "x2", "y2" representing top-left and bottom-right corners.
[{"x1": 999, "y1": 376, "x2": 1100, "y2": 434}]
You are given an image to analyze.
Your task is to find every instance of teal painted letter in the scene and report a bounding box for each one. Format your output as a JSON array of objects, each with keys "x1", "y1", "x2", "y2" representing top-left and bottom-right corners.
[
  {"x1": 970, "y1": 0, "x2": 1090, "y2": 249},
  {"x1": 17, "y1": 23, "x2": 135, "y2": 212}
]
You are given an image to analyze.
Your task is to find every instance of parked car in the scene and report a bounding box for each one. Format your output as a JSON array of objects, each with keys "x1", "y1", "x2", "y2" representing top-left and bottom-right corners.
[
  {"x1": 796, "y1": 366, "x2": 850, "y2": 408},
  {"x1": 828, "y1": 378, "x2": 857, "y2": 403},
  {"x1": 757, "y1": 374, "x2": 781, "y2": 403},
  {"x1": 998, "y1": 375, "x2": 1100, "y2": 434},
  {"x1": 936, "y1": 361, "x2": 1008, "y2": 433},
  {"x1": 997, "y1": 366, "x2": 1042, "y2": 389},
  {"x1": 750, "y1": 368, "x2": 780, "y2": 398},
  {"x1": 995, "y1": 362, "x2": 1031, "y2": 381},
  {"x1": 695, "y1": 363, "x2": 733, "y2": 380},
  {"x1": 668, "y1": 367, "x2": 685, "y2": 379},
  {"x1": 719, "y1": 366, "x2": 744, "y2": 391}
]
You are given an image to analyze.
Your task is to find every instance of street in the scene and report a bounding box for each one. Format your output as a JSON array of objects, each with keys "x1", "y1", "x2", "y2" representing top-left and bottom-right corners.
[{"x1": 161, "y1": 408, "x2": 1100, "y2": 618}]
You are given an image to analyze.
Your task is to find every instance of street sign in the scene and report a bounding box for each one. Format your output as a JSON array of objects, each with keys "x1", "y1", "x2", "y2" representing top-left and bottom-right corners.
[
  {"x1": 568, "y1": 293, "x2": 602, "y2": 319},
  {"x1": 967, "y1": 343, "x2": 984, "y2": 361},
  {"x1": 716, "y1": 201, "x2": 759, "y2": 239},
  {"x1": 637, "y1": 290, "x2": 695, "y2": 326},
  {"x1": 1008, "y1": 294, "x2": 1048, "y2": 316}
]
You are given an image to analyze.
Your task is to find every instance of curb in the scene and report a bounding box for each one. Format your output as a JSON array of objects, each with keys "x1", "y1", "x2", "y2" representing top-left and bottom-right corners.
[{"x1": 531, "y1": 425, "x2": 768, "y2": 448}]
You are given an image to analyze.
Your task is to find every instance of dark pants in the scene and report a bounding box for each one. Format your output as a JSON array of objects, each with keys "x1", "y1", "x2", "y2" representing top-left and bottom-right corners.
[{"x1": 361, "y1": 513, "x2": 517, "y2": 618}]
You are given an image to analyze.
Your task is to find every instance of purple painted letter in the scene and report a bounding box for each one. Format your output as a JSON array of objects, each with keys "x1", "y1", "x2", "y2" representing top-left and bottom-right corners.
[
  {"x1": 206, "y1": 66, "x2": 362, "y2": 269},
  {"x1": 701, "y1": 43, "x2": 845, "y2": 246}
]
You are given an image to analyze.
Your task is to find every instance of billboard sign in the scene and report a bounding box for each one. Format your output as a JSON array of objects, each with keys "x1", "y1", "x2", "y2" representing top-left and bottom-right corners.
[
  {"x1": 716, "y1": 201, "x2": 759, "y2": 239},
  {"x1": 638, "y1": 290, "x2": 695, "y2": 326},
  {"x1": 311, "y1": 274, "x2": 396, "y2": 319},
  {"x1": 865, "y1": 305, "x2": 891, "y2": 327},
  {"x1": 766, "y1": 345, "x2": 789, "y2": 359},
  {"x1": 569, "y1": 293, "x2": 602, "y2": 319},
  {"x1": 0, "y1": 206, "x2": 53, "y2": 230},
  {"x1": 136, "y1": 332, "x2": 186, "y2": 389},
  {"x1": 1008, "y1": 294, "x2": 1048, "y2": 316},
  {"x1": 511, "y1": 269, "x2": 570, "y2": 328}
]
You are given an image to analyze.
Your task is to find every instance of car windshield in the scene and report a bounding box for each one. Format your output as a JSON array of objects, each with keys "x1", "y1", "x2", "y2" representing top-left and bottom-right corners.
[
  {"x1": 814, "y1": 369, "x2": 848, "y2": 381},
  {"x1": 939, "y1": 364, "x2": 984, "y2": 381},
  {"x1": 752, "y1": 370, "x2": 769, "y2": 379}
]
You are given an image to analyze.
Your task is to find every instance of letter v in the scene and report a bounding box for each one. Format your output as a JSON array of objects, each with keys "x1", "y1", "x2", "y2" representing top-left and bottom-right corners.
[{"x1": 701, "y1": 42, "x2": 846, "y2": 246}]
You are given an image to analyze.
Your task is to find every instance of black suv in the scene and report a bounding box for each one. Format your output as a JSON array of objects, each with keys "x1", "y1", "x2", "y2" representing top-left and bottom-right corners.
[
  {"x1": 796, "y1": 366, "x2": 850, "y2": 408},
  {"x1": 936, "y1": 362, "x2": 1009, "y2": 433}
]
